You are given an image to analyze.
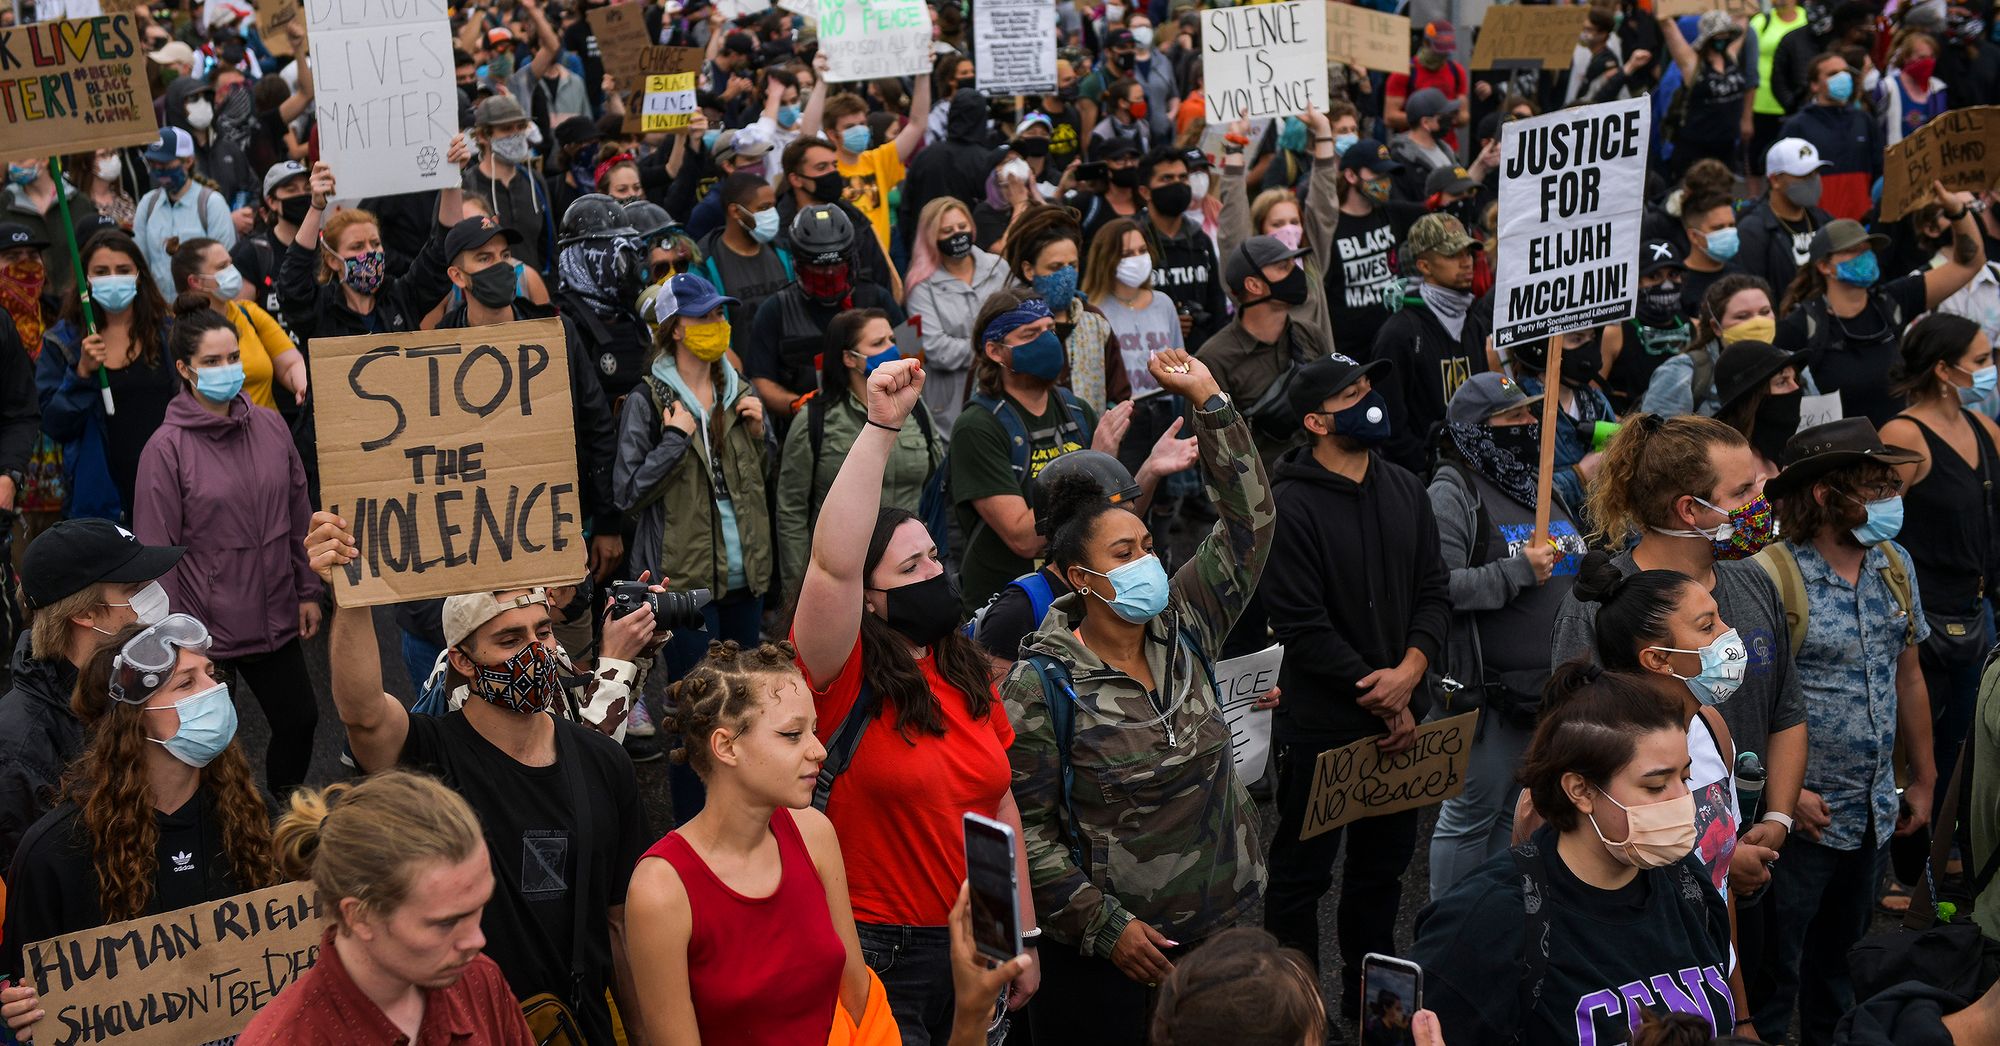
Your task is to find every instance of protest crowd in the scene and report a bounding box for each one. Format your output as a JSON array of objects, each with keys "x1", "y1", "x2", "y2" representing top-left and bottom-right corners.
[{"x1": 0, "y1": 0, "x2": 1996, "y2": 1041}]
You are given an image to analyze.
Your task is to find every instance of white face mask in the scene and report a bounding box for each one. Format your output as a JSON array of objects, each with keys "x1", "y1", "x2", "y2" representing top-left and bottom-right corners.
[
  {"x1": 184, "y1": 99, "x2": 214, "y2": 130},
  {"x1": 1115, "y1": 253, "x2": 1153, "y2": 288},
  {"x1": 1187, "y1": 171, "x2": 1210, "y2": 201},
  {"x1": 95, "y1": 580, "x2": 171, "y2": 632},
  {"x1": 1131, "y1": 24, "x2": 1155, "y2": 48},
  {"x1": 492, "y1": 132, "x2": 533, "y2": 163},
  {"x1": 95, "y1": 155, "x2": 122, "y2": 183}
]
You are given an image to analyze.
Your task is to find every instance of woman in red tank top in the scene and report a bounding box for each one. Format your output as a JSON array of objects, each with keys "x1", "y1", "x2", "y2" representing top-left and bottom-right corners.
[{"x1": 623, "y1": 641, "x2": 872, "y2": 1044}]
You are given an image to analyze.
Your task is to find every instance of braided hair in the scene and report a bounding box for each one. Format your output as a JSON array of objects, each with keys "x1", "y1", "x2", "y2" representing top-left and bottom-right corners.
[{"x1": 663, "y1": 639, "x2": 804, "y2": 777}]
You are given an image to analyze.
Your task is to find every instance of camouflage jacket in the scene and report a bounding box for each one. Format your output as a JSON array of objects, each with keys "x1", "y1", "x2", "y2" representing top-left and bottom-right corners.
[{"x1": 1000, "y1": 401, "x2": 1275, "y2": 957}]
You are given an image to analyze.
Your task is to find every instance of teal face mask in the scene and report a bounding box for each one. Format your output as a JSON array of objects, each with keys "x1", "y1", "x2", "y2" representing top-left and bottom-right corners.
[
  {"x1": 1849, "y1": 494, "x2": 1904, "y2": 546},
  {"x1": 193, "y1": 361, "x2": 245, "y2": 402},
  {"x1": 145, "y1": 682, "x2": 239, "y2": 768},
  {"x1": 1077, "y1": 554, "x2": 1171, "y2": 623},
  {"x1": 1958, "y1": 363, "x2": 1998, "y2": 404},
  {"x1": 841, "y1": 124, "x2": 872, "y2": 153}
]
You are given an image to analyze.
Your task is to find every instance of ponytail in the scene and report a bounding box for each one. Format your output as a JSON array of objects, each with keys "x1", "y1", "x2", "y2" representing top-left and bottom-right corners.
[{"x1": 1585, "y1": 413, "x2": 1746, "y2": 543}]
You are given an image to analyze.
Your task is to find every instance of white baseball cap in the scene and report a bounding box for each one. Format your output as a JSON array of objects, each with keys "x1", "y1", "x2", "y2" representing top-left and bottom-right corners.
[{"x1": 1765, "y1": 138, "x2": 1833, "y2": 179}]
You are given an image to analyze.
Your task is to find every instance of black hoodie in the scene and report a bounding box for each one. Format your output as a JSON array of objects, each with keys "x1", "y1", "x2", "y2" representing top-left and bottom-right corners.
[
  {"x1": 900, "y1": 88, "x2": 996, "y2": 239},
  {"x1": 0, "y1": 633, "x2": 80, "y2": 869},
  {"x1": 1263, "y1": 444, "x2": 1450, "y2": 740}
]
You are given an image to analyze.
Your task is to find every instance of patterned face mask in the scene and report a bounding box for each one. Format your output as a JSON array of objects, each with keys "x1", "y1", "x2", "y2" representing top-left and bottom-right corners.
[
  {"x1": 464, "y1": 639, "x2": 562, "y2": 714},
  {"x1": 341, "y1": 250, "x2": 387, "y2": 294}
]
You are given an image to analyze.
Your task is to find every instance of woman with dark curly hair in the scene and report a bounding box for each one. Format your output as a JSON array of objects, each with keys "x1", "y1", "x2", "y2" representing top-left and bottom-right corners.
[
  {"x1": 624, "y1": 640, "x2": 875, "y2": 1045},
  {"x1": 1, "y1": 614, "x2": 279, "y2": 1037}
]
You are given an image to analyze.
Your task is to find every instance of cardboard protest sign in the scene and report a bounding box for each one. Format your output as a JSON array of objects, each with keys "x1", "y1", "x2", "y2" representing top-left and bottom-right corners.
[
  {"x1": 1324, "y1": 2, "x2": 1408, "y2": 74},
  {"x1": 779, "y1": 0, "x2": 817, "y2": 18},
  {"x1": 307, "y1": 0, "x2": 457, "y2": 201},
  {"x1": 1880, "y1": 105, "x2": 1998, "y2": 221},
  {"x1": 257, "y1": 0, "x2": 300, "y2": 55},
  {"x1": 25, "y1": 882, "x2": 323, "y2": 1046},
  {"x1": 587, "y1": 3, "x2": 649, "y2": 90},
  {"x1": 1469, "y1": 4, "x2": 1583, "y2": 69},
  {"x1": 1301, "y1": 711, "x2": 1478, "y2": 840},
  {"x1": 0, "y1": 15, "x2": 159, "y2": 158},
  {"x1": 311, "y1": 318, "x2": 586, "y2": 607},
  {"x1": 821, "y1": 0, "x2": 932, "y2": 83},
  {"x1": 1493, "y1": 96, "x2": 1650, "y2": 348},
  {"x1": 974, "y1": 0, "x2": 1057, "y2": 96},
  {"x1": 1203, "y1": 0, "x2": 1328, "y2": 122},
  {"x1": 619, "y1": 45, "x2": 703, "y2": 134},
  {"x1": 1656, "y1": 0, "x2": 1760, "y2": 18},
  {"x1": 1217, "y1": 644, "x2": 1282, "y2": 784}
]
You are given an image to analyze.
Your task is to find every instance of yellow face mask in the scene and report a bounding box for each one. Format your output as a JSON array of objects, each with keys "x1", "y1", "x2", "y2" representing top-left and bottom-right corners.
[
  {"x1": 1720, "y1": 315, "x2": 1777, "y2": 345},
  {"x1": 683, "y1": 318, "x2": 732, "y2": 362}
]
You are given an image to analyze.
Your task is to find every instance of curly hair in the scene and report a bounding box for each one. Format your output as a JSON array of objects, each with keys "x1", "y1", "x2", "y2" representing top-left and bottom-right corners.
[
  {"x1": 66, "y1": 622, "x2": 278, "y2": 921},
  {"x1": 1774, "y1": 459, "x2": 1892, "y2": 542},
  {"x1": 665, "y1": 639, "x2": 805, "y2": 777},
  {"x1": 1585, "y1": 412, "x2": 1748, "y2": 543},
  {"x1": 273, "y1": 770, "x2": 483, "y2": 928},
  {"x1": 1150, "y1": 928, "x2": 1323, "y2": 1046}
]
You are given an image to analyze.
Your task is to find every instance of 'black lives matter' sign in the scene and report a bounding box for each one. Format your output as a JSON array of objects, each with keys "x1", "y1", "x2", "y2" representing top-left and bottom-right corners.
[
  {"x1": 312, "y1": 317, "x2": 584, "y2": 607},
  {"x1": 1493, "y1": 97, "x2": 1651, "y2": 349}
]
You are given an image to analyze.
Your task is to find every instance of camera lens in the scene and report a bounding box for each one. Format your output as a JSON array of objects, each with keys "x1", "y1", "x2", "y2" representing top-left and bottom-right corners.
[{"x1": 652, "y1": 588, "x2": 713, "y2": 632}]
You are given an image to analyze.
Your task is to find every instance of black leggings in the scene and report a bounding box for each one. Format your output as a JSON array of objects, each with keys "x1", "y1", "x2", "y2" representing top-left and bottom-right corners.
[{"x1": 219, "y1": 637, "x2": 317, "y2": 801}]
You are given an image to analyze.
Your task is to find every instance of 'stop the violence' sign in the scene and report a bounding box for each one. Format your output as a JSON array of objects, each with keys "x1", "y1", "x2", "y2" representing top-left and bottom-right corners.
[
  {"x1": 0, "y1": 15, "x2": 158, "y2": 157},
  {"x1": 310, "y1": 317, "x2": 586, "y2": 607},
  {"x1": 1493, "y1": 96, "x2": 1651, "y2": 349}
]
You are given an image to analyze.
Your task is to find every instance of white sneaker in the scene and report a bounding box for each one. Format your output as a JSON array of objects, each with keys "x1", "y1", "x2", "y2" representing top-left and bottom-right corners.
[{"x1": 626, "y1": 698, "x2": 657, "y2": 738}]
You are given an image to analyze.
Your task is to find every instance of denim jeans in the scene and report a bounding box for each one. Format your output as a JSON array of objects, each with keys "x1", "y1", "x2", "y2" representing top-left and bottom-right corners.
[
  {"x1": 1752, "y1": 830, "x2": 1887, "y2": 1044},
  {"x1": 652, "y1": 589, "x2": 765, "y2": 824},
  {"x1": 856, "y1": 922, "x2": 954, "y2": 1046},
  {"x1": 1427, "y1": 710, "x2": 1533, "y2": 900}
]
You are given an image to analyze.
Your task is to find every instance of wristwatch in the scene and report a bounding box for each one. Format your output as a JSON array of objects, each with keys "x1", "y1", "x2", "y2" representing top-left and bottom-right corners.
[
  {"x1": 1199, "y1": 392, "x2": 1230, "y2": 413},
  {"x1": 1761, "y1": 811, "x2": 1795, "y2": 833}
]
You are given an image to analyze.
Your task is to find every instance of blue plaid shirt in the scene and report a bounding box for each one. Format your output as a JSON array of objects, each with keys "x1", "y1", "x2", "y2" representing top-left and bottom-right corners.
[{"x1": 1792, "y1": 540, "x2": 1929, "y2": 852}]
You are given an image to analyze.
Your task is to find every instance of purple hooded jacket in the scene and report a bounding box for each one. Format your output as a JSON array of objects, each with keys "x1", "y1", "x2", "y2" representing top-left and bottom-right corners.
[{"x1": 134, "y1": 392, "x2": 323, "y2": 658}]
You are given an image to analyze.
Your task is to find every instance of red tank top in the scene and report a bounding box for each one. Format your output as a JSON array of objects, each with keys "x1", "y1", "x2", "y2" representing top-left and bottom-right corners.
[{"x1": 646, "y1": 808, "x2": 845, "y2": 1045}]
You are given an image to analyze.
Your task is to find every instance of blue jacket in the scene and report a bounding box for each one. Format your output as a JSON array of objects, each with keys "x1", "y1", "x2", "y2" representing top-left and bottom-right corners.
[{"x1": 36, "y1": 320, "x2": 171, "y2": 522}]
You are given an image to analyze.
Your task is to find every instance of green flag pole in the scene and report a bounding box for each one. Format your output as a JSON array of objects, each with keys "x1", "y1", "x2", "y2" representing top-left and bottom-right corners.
[{"x1": 47, "y1": 154, "x2": 112, "y2": 416}]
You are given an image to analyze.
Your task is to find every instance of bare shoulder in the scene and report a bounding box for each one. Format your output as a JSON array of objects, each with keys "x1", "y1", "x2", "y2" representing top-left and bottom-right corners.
[
  {"x1": 628, "y1": 852, "x2": 692, "y2": 914},
  {"x1": 789, "y1": 806, "x2": 846, "y2": 867}
]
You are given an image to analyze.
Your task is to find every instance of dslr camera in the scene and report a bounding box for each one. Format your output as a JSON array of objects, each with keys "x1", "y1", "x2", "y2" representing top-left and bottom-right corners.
[{"x1": 608, "y1": 583, "x2": 712, "y2": 633}]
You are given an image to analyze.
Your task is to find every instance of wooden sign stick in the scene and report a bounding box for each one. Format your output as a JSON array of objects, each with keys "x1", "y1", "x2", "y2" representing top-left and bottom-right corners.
[{"x1": 1532, "y1": 335, "x2": 1565, "y2": 546}]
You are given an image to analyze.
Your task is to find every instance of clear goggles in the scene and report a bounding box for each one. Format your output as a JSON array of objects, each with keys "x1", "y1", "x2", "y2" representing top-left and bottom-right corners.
[{"x1": 108, "y1": 613, "x2": 212, "y2": 706}]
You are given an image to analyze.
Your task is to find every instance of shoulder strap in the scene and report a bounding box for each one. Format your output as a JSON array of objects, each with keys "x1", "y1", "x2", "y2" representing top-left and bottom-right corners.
[
  {"x1": 1019, "y1": 571, "x2": 1057, "y2": 627},
  {"x1": 1690, "y1": 345, "x2": 1718, "y2": 409},
  {"x1": 807, "y1": 395, "x2": 829, "y2": 495},
  {"x1": 1434, "y1": 461, "x2": 1493, "y2": 566},
  {"x1": 1022, "y1": 653, "x2": 1086, "y2": 871},
  {"x1": 1879, "y1": 543, "x2": 1918, "y2": 646},
  {"x1": 811, "y1": 681, "x2": 877, "y2": 812},
  {"x1": 137, "y1": 190, "x2": 159, "y2": 231},
  {"x1": 551, "y1": 722, "x2": 592, "y2": 1013},
  {"x1": 1054, "y1": 387, "x2": 1096, "y2": 445},
  {"x1": 988, "y1": 396, "x2": 1033, "y2": 484},
  {"x1": 1510, "y1": 842, "x2": 1553, "y2": 1046},
  {"x1": 1752, "y1": 542, "x2": 1810, "y2": 657}
]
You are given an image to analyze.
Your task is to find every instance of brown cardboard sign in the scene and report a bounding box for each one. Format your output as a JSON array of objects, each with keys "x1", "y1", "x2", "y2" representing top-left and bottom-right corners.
[
  {"x1": 620, "y1": 45, "x2": 704, "y2": 135},
  {"x1": 587, "y1": 2, "x2": 650, "y2": 90},
  {"x1": 1300, "y1": 710, "x2": 1477, "y2": 840},
  {"x1": 25, "y1": 882, "x2": 324, "y2": 1046},
  {"x1": 1469, "y1": 5, "x2": 1585, "y2": 69},
  {"x1": 257, "y1": 0, "x2": 300, "y2": 56},
  {"x1": 0, "y1": 15, "x2": 159, "y2": 157},
  {"x1": 310, "y1": 318, "x2": 585, "y2": 607},
  {"x1": 1880, "y1": 105, "x2": 1998, "y2": 221},
  {"x1": 1656, "y1": 0, "x2": 1761, "y2": 18},
  {"x1": 1324, "y1": 3, "x2": 1409, "y2": 74}
]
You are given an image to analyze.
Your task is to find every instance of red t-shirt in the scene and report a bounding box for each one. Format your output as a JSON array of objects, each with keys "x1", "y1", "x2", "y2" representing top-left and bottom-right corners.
[
  {"x1": 799, "y1": 634, "x2": 1015, "y2": 926},
  {"x1": 1385, "y1": 61, "x2": 1468, "y2": 150}
]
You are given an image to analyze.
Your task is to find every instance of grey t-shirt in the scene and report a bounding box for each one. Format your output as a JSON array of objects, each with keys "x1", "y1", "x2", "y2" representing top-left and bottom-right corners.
[{"x1": 1550, "y1": 550, "x2": 1806, "y2": 755}]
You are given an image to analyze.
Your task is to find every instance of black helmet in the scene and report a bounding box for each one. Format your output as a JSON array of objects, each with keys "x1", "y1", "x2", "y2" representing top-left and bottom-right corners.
[
  {"x1": 622, "y1": 199, "x2": 673, "y2": 243},
  {"x1": 559, "y1": 193, "x2": 639, "y2": 246},
  {"x1": 790, "y1": 203, "x2": 855, "y2": 266},
  {"x1": 1030, "y1": 450, "x2": 1140, "y2": 534}
]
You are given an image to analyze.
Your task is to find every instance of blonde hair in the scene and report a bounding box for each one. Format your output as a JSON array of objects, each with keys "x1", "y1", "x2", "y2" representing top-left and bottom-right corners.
[
  {"x1": 273, "y1": 770, "x2": 485, "y2": 927},
  {"x1": 1585, "y1": 413, "x2": 1748, "y2": 542},
  {"x1": 317, "y1": 209, "x2": 381, "y2": 284},
  {"x1": 30, "y1": 583, "x2": 101, "y2": 663},
  {"x1": 1250, "y1": 188, "x2": 1300, "y2": 235}
]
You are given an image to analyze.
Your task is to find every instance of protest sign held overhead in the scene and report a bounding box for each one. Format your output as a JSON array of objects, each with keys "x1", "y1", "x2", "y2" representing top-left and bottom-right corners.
[
  {"x1": 25, "y1": 883, "x2": 323, "y2": 1046},
  {"x1": 1203, "y1": 0, "x2": 1327, "y2": 123},
  {"x1": 1656, "y1": 0, "x2": 1761, "y2": 17},
  {"x1": 621, "y1": 46, "x2": 703, "y2": 135},
  {"x1": 587, "y1": 3, "x2": 649, "y2": 90},
  {"x1": 1494, "y1": 96, "x2": 1650, "y2": 349},
  {"x1": 307, "y1": 0, "x2": 457, "y2": 201},
  {"x1": 975, "y1": 0, "x2": 1058, "y2": 96},
  {"x1": 1217, "y1": 644, "x2": 1282, "y2": 783},
  {"x1": 1469, "y1": 4, "x2": 1585, "y2": 69},
  {"x1": 821, "y1": 0, "x2": 932, "y2": 83},
  {"x1": 1880, "y1": 105, "x2": 1997, "y2": 221},
  {"x1": 311, "y1": 317, "x2": 586, "y2": 607},
  {"x1": 0, "y1": 15, "x2": 158, "y2": 158},
  {"x1": 1301, "y1": 711, "x2": 1478, "y2": 840},
  {"x1": 1323, "y1": 3, "x2": 1408, "y2": 74},
  {"x1": 257, "y1": 0, "x2": 300, "y2": 55}
]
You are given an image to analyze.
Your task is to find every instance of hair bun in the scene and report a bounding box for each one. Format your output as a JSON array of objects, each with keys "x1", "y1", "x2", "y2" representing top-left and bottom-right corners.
[
  {"x1": 1571, "y1": 549, "x2": 1628, "y2": 604},
  {"x1": 171, "y1": 292, "x2": 212, "y2": 318}
]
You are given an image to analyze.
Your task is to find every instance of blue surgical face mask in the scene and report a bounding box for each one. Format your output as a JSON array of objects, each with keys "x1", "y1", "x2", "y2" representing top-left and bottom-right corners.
[
  {"x1": 1958, "y1": 363, "x2": 1998, "y2": 403},
  {"x1": 1077, "y1": 553, "x2": 1171, "y2": 623},
  {"x1": 6, "y1": 163, "x2": 36, "y2": 187},
  {"x1": 841, "y1": 124, "x2": 872, "y2": 154},
  {"x1": 145, "y1": 681, "x2": 239, "y2": 768},
  {"x1": 745, "y1": 206, "x2": 780, "y2": 243},
  {"x1": 854, "y1": 344, "x2": 900, "y2": 374},
  {"x1": 778, "y1": 103, "x2": 802, "y2": 128},
  {"x1": 209, "y1": 264, "x2": 243, "y2": 300},
  {"x1": 1648, "y1": 628, "x2": 1749, "y2": 705},
  {"x1": 702, "y1": 129, "x2": 721, "y2": 152},
  {"x1": 1849, "y1": 494, "x2": 1904, "y2": 545},
  {"x1": 89, "y1": 274, "x2": 139, "y2": 313},
  {"x1": 1834, "y1": 249, "x2": 1879, "y2": 287},
  {"x1": 193, "y1": 360, "x2": 244, "y2": 402},
  {"x1": 1826, "y1": 69, "x2": 1854, "y2": 104},
  {"x1": 1701, "y1": 226, "x2": 1739, "y2": 262},
  {"x1": 1032, "y1": 263, "x2": 1078, "y2": 312},
  {"x1": 1333, "y1": 133, "x2": 1358, "y2": 156},
  {"x1": 1008, "y1": 328, "x2": 1066, "y2": 381}
]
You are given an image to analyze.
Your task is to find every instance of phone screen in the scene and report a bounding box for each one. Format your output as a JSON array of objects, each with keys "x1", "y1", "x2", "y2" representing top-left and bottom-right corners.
[
  {"x1": 1076, "y1": 162, "x2": 1109, "y2": 183},
  {"x1": 1360, "y1": 954, "x2": 1423, "y2": 1046},
  {"x1": 963, "y1": 814, "x2": 1021, "y2": 964}
]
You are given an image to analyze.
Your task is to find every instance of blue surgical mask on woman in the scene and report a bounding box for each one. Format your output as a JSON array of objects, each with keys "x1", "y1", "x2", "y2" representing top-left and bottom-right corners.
[
  {"x1": 778, "y1": 103, "x2": 802, "y2": 128},
  {"x1": 144, "y1": 682, "x2": 239, "y2": 768},
  {"x1": 209, "y1": 265, "x2": 244, "y2": 300},
  {"x1": 1032, "y1": 264, "x2": 1078, "y2": 311},
  {"x1": 194, "y1": 361, "x2": 245, "y2": 402},
  {"x1": 1008, "y1": 329, "x2": 1066, "y2": 381},
  {"x1": 1648, "y1": 628, "x2": 1749, "y2": 706},
  {"x1": 1826, "y1": 69, "x2": 1855, "y2": 103},
  {"x1": 1701, "y1": 226, "x2": 1739, "y2": 262},
  {"x1": 841, "y1": 124, "x2": 872, "y2": 154},
  {"x1": 855, "y1": 344, "x2": 900, "y2": 374},
  {"x1": 1849, "y1": 494, "x2": 1905, "y2": 545},
  {"x1": 1077, "y1": 554, "x2": 1171, "y2": 623},
  {"x1": 89, "y1": 274, "x2": 139, "y2": 312},
  {"x1": 1958, "y1": 363, "x2": 1998, "y2": 404},
  {"x1": 1834, "y1": 249, "x2": 1879, "y2": 287}
]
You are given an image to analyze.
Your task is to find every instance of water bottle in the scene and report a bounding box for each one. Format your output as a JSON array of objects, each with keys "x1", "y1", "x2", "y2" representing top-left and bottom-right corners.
[{"x1": 1735, "y1": 750, "x2": 1766, "y2": 823}]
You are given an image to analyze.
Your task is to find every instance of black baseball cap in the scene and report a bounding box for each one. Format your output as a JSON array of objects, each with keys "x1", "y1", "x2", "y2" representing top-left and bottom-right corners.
[
  {"x1": 443, "y1": 215, "x2": 522, "y2": 262},
  {"x1": 1340, "y1": 139, "x2": 1401, "y2": 174},
  {"x1": 1287, "y1": 351, "x2": 1390, "y2": 422},
  {"x1": 0, "y1": 222, "x2": 47, "y2": 252},
  {"x1": 22, "y1": 519, "x2": 184, "y2": 609},
  {"x1": 1639, "y1": 237, "x2": 1684, "y2": 275}
]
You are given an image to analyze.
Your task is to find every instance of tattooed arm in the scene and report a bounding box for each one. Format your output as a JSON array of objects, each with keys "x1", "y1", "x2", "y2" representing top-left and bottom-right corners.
[{"x1": 1926, "y1": 179, "x2": 1989, "y2": 309}]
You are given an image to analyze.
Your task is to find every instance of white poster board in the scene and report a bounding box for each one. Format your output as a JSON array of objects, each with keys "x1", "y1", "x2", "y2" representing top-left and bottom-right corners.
[
  {"x1": 307, "y1": 0, "x2": 458, "y2": 200},
  {"x1": 1202, "y1": 1, "x2": 1328, "y2": 123},
  {"x1": 1217, "y1": 644, "x2": 1282, "y2": 784},
  {"x1": 821, "y1": 0, "x2": 931, "y2": 83},
  {"x1": 1493, "y1": 95, "x2": 1651, "y2": 349},
  {"x1": 974, "y1": 0, "x2": 1057, "y2": 96},
  {"x1": 1798, "y1": 391, "x2": 1843, "y2": 432}
]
